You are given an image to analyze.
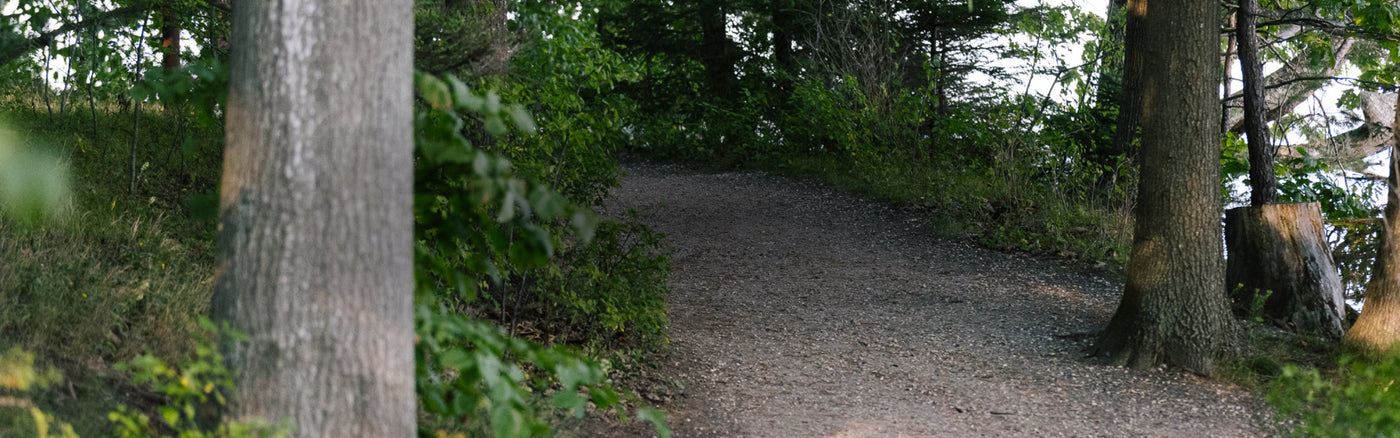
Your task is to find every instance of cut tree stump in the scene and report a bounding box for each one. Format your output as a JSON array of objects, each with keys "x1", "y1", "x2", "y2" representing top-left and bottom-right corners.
[{"x1": 1225, "y1": 202, "x2": 1347, "y2": 339}]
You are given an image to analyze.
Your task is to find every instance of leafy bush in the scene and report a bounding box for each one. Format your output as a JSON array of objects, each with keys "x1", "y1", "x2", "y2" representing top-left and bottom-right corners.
[
  {"x1": 415, "y1": 306, "x2": 669, "y2": 438},
  {"x1": 1269, "y1": 355, "x2": 1400, "y2": 437},
  {"x1": 0, "y1": 346, "x2": 76, "y2": 438},
  {"x1": 107, "y1": 318, "x2": 290, "y2": 438},
  {"x1": 1, "y1": 323, "x2": 287, "y2": 438},
  {"x1": 540, "y1": 213, "x2": 671, "y2": 346},
  {"x1": 412, "y1": 71, "x2": 669, "y2": 437}
]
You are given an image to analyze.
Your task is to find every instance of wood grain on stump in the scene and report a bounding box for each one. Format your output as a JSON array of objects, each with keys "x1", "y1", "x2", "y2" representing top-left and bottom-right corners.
[{"x1": 1225, "y1": 202, "x2": 1347, "y2": 339}]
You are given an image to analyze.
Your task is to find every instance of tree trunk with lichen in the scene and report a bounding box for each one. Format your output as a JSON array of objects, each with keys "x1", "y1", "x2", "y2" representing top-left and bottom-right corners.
[{"x1": 1093, "y1": 0, "x2": 1235, "y2": 375}]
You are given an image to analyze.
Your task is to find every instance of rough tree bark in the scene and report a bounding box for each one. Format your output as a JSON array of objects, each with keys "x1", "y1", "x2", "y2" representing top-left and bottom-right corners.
[
  {"x1": 1343, "y1": 101, "x2": 1400, "y2": 353},
  {"x1": 1236, "y1": 0, "x2": 1275, "y2": 206},
  {"x1": 1224, "y1": 203, "x2": 1347, "y2": 339},
  {"x1": 213, "y1": 1, "x2": 415, "y2": 435},
  {"x1": 1224, "y1": 0, "x2": 1350, "y2": 341},
  {"x1": 1094, "y1": 0, "x2": 1235, "y2": 375}
]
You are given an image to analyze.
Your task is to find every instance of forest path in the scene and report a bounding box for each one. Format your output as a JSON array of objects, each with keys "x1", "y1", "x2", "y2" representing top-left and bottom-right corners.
[{"x1": 601, "y1": 161, "x2": 1270, "y2": 437}]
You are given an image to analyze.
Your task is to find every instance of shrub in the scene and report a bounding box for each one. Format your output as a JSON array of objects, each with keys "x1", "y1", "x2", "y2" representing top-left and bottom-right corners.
[{"x1": 1269, "y1": 354, "x2": 1400, "y2": 437}]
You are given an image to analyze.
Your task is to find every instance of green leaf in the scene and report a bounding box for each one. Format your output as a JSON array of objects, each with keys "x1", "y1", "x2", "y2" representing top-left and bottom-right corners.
[
  {"x1": 160, "y1": 406, "x2": 179, "y2": 427},
  {"x1": 416, "y1": 73, "x2": 453, "y2": 111},
  {"x1": 484, "y1": 117, "x2": 509, "y2": 137},
  {"x1": 589, "y1": 385, "x2": 619, "y2": 408},
  {"x1": 490, "y1": 404, "x2": 526, "y2": 438},
  {"x1": 441, "y1": 348, "x2": 472, "y2": 369},
  {"x1": 422, "y1": 388, "x2": 449, "y2": 414},
  {"x1": 550, "y1": 390, "x2": 586, "y2": 417},
  {"x1": 485, "y1": 91, "x2": 502, "y2": 114},
  {"x1": 446, "y1": 75, "x2": 473, "y2": 108},
  {"x1": 507, "y1": 104, "x2": 538, "y2": 134},
  {"x1": 637, "y1": 407, "x2": 672, "y2": 438}
]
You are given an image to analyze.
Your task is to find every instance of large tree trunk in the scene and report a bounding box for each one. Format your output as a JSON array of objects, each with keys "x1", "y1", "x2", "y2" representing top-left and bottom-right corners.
[
  {"x1": 1225, "y1": 203, "x2": 1347, "y2": 339},
  {"x1": 1236, "y1": 0, "x2": 1275, "y2": 206},
  {"x1": 1094, "y1": 0, "x2": 1235, "y2": 375},
  {"x1": 214, "y1": 1, "x2": 415, "y2": 435},
  {"x1": 1343, "y1": 101, "x2": 1400, "y2": 353}
]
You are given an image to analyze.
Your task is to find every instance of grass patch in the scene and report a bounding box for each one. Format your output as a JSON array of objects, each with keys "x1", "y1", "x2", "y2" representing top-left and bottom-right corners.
[
  {"x1": 0, "y1": 107, "x2": 221, "y2": 435},
  {"x1": 764, "y1": 152, "x2": 1133, "y2": 271}
]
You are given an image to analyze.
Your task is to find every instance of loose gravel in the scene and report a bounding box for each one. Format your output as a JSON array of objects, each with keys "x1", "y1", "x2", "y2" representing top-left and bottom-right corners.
[{"x1": 597, "y1": 161, "x2": 1273, "y2": 437}]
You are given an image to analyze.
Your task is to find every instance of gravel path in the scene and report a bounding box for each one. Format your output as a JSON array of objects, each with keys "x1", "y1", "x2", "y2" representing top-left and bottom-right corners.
[{"x1": 602, "y1": 161, "x2": 1272, "y2": 437}]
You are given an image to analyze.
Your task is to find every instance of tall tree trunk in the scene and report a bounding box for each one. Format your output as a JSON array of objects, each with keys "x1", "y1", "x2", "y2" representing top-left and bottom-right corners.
[
  {"x1": 1108, "y1": 0, "x2": 1146, "y2": 163},
  {"x1": 1094, "y1": 0, "x2": 1234, "y2": 375},
  {"x1": 160, "y1": 6, "x2": 181, "y2": 69},
  {"x1": 772, "y1": 0, "x2": 793, "y2": 71},
  {"x1": 699, "y1": 1, "x2": 734, "y2": 96},
  {"x1": 214, "y1": 1, "x2": 415, "y2": 435},
  {"x1": 1093, "y1": 0, "x2": 1126, "y2": 111},
  {"x1": 1221, "y1": 11, "x2": 1235, "y2": 134},
  {"x1": 1237, "y1": 0, "x2": 1275, "y2": 206},
  {"x1": 1343, "y1": 105, "x2": 1400, "y2": 353}
]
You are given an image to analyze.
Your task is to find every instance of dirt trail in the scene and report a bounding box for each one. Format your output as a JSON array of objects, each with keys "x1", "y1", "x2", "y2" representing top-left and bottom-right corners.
[{"x1": 602, "y1": 162, "x2": 1271, "y2": 437}]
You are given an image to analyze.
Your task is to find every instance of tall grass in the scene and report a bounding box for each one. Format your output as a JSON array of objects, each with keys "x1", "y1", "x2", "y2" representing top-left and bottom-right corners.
[{"x1": 0, "y1": 105, "x2": 221, "y2": 435}]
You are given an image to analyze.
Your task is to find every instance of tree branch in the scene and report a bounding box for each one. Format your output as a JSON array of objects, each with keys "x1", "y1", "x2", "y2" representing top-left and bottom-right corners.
[{"x1": 0, "y1": 2, "x2": 151, "y2": 66}]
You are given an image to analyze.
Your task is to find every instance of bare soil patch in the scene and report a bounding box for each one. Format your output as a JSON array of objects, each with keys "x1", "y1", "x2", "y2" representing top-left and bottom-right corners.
[{"x1": 595, "y1": 161, "x2": 1271, "y2": 437}]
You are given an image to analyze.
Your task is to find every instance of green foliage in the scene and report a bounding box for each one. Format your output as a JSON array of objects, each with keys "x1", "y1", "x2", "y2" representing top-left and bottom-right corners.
[
  {"x1": 0, "y1": 347, "x2": 77, "y2": 438},
  {"x1": 0, "y1": 123, "x2": 71, "y2": 227},
  {"x1": 127, "y1": 58, "x2": 230, "y2": 158},
  {"x1": 1269, "y1": 354, "x2": 1400, "y2": 437},
  {"x1": 488, "y1": 0, "x2": 643, "y2": 202},
  {"x1": 412, "y1": 71, "x2": 668, "y2": 437},
  {"x1": 414, "y1": 71, "x2": 594, "y2": 298},
  {"x1": 415, "y1": 306, "x2": 667, "y2": 438},
  {"x1": 0, "y1": 347, "x2": 63, "y2": 392},
  {"x1": 108, "y1": 318, "x2": 291, "y2": 438},
  {"x1": 1246, "y1": 287, "x2": 1275, "y2": 323},
  {"x1": 540, "y1": 213, "x2": 671, "y2": 346}
]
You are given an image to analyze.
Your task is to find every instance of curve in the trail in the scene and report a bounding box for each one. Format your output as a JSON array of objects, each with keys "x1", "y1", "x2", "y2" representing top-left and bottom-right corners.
[{"x1": 604, "y1": 162, "x2": 1269, "y2": 437}]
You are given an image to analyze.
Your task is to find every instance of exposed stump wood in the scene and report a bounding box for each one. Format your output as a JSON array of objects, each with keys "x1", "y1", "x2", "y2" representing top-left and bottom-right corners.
[{"x1": 1225, "y1": 202, "x2": 1347, "y2": 339}]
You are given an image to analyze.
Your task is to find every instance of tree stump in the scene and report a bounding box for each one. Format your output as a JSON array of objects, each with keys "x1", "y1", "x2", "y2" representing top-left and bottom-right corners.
[{"x1": 1225, "y1": 202, "x2": 1347, "y2": 339}]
